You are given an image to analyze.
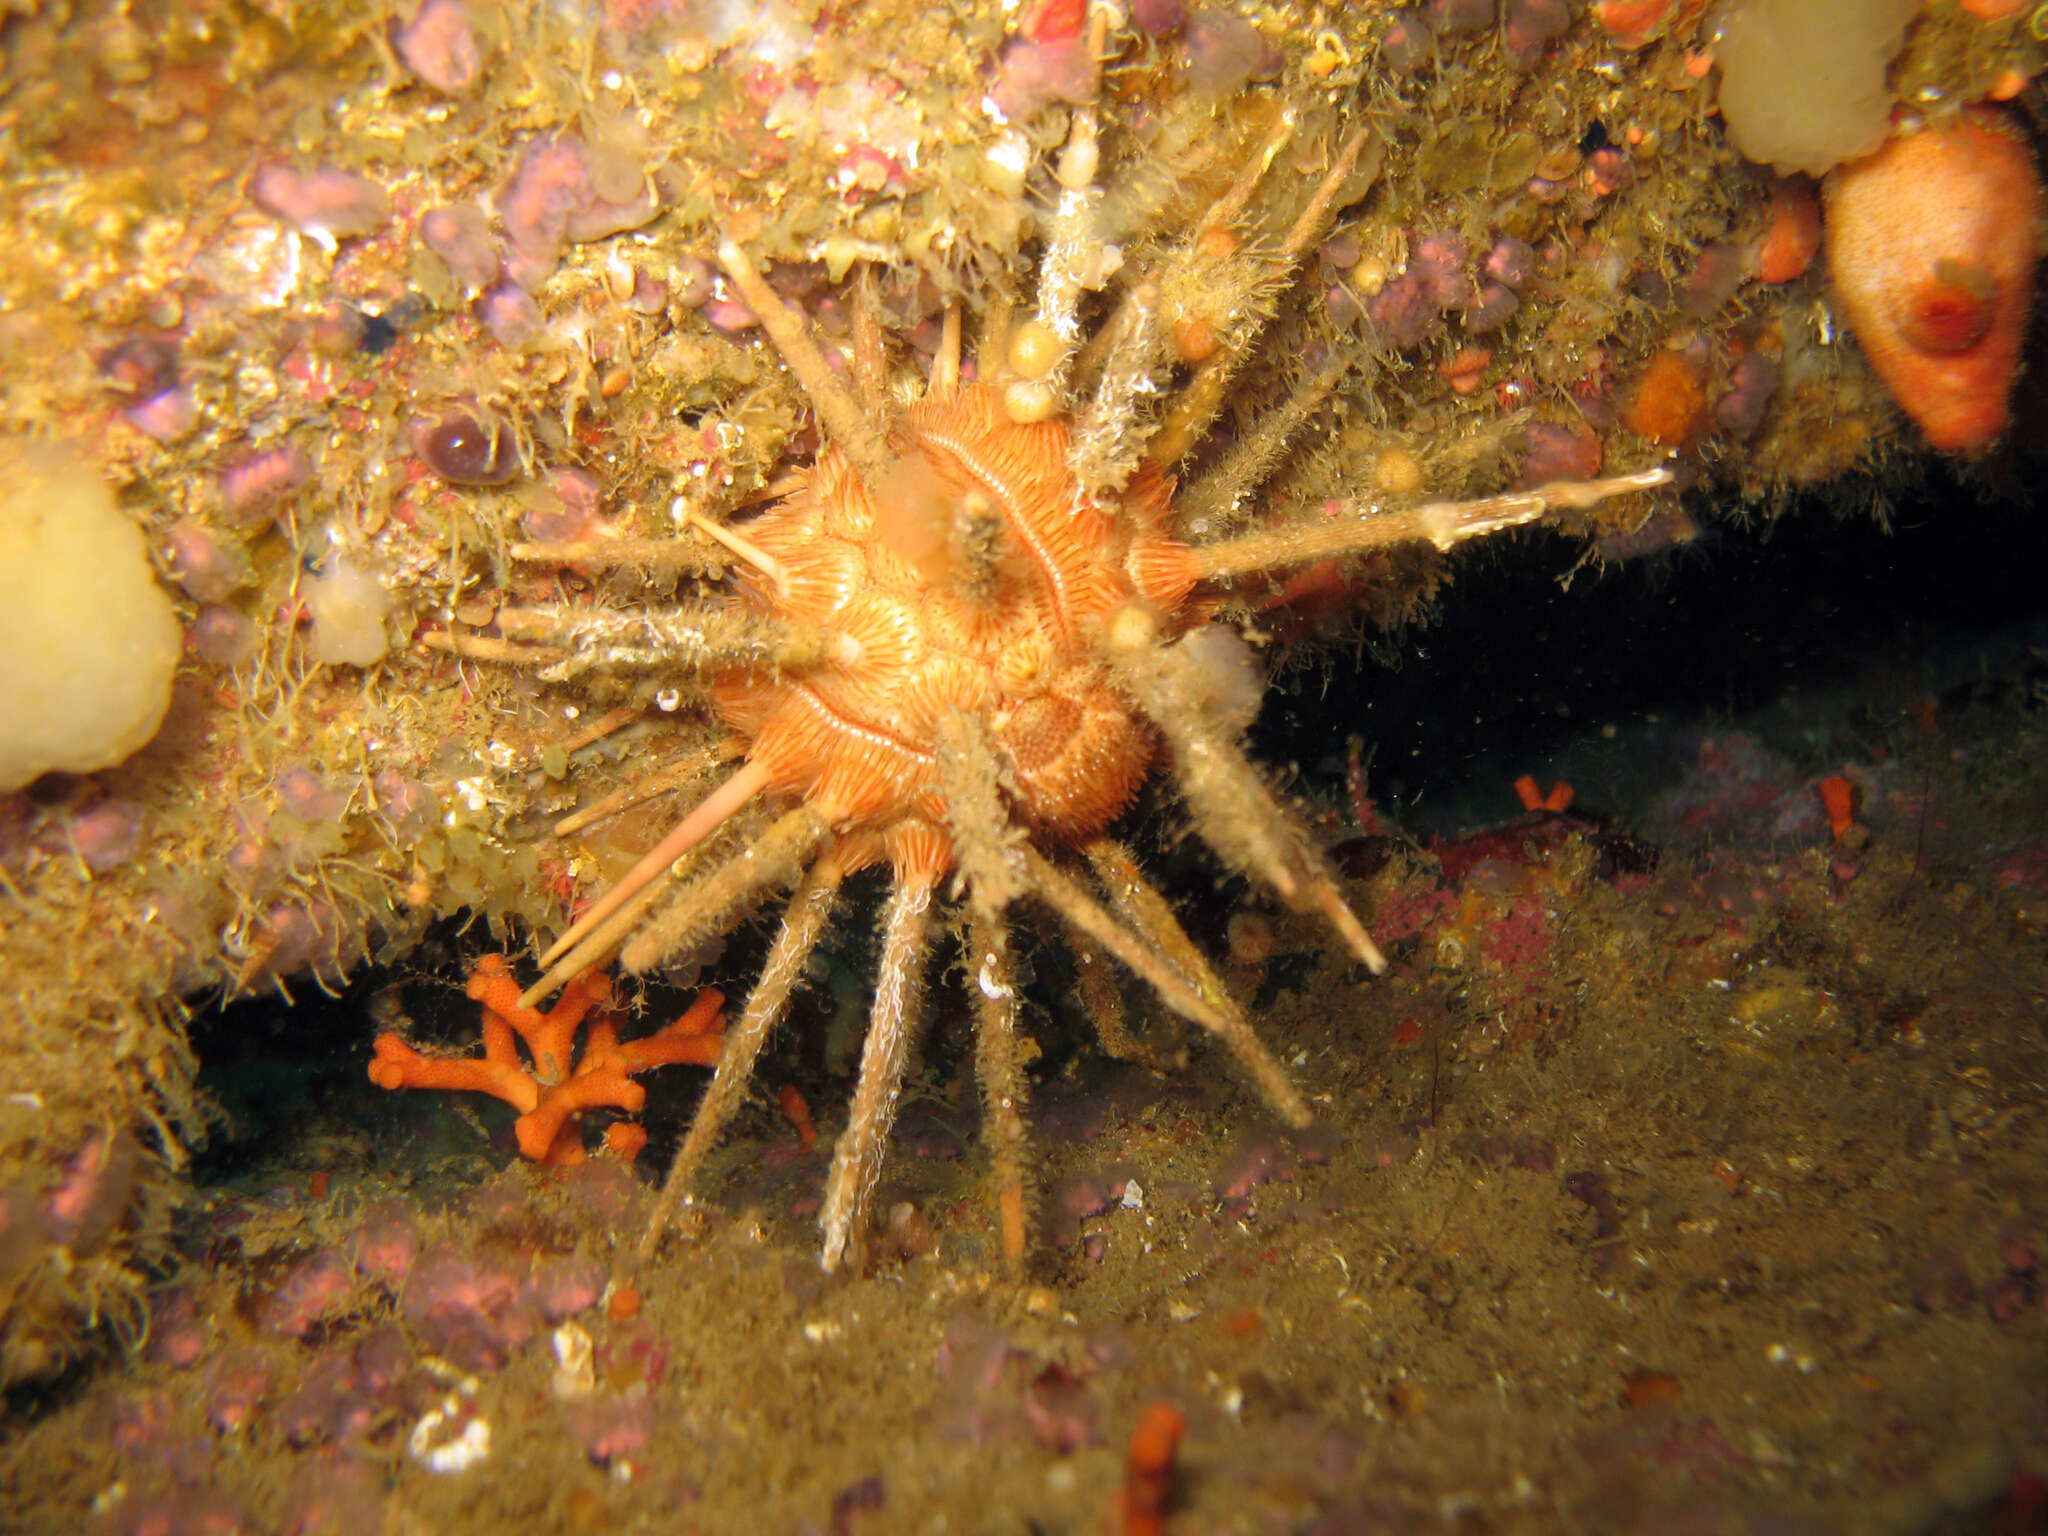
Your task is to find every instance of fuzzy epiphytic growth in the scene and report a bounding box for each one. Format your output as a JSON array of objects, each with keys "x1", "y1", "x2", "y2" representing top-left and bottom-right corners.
[
  {"x1": 464, "y1": 96, "x2": 1669, "y2": 1274},
  {"x1": 367, "y1": 954, "x2": 725, "y2": 1165}
]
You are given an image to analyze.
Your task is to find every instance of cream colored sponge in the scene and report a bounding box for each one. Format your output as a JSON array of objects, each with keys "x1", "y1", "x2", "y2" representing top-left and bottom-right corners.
[
  {"x1": 1713, "y1": 0, "x2": 1917, "y2": 178},
  {"x1": 0, "y1": 448, "x2": 181, "y2": 791}
]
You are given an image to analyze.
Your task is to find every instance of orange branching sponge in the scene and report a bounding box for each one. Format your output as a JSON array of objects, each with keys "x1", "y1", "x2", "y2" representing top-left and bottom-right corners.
[
  {"x1": 1119, "y1": 1401, "x2": 1186, "y2": 1536},
  {"x1": 368, "y1": 953, "x2": 726, "y2": 1166}
]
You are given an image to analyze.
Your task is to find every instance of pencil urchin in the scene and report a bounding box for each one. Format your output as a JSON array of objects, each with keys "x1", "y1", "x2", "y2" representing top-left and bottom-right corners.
[{"x1": 457, "y1": 107, "x2": 1668, "y2": 1274}]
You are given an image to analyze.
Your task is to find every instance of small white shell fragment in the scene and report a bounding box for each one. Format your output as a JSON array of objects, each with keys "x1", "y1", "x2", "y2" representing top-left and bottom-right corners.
[
  {"x1": 552, "y1": 1321, "x2": 595, "y2": 1399},
  {"x1": 982, "y1": 133, "x2": 1031, "y2": 197},
  {"x1": 1120, "y1": 1179, "x2": 1145, "y2": 1211},
  {"x1": 409, "y1": 1393, "x2": 492, "y2": 1473}
]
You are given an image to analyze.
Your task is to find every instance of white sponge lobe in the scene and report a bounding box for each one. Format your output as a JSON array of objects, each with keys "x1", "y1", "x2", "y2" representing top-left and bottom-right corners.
[
  {"x1": 1714, "y1": 0, "x2": 1917, "y2": 177},
  {"x1": 0, "y1": 449, "x2": 182, "y2": 791}
]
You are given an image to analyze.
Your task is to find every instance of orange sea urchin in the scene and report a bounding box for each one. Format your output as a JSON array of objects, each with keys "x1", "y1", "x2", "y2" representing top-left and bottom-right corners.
[{"x1": 448, "y1": 109, "x2": 1669, "y2": 1273}]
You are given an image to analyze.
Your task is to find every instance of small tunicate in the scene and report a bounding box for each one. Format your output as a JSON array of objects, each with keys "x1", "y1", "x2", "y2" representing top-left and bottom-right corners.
[
  {"x1": 1515, "y1": 422, "x2": 1604, "y2": 487},
  {"x1": 655, "y1": 688, "x2": 681, "y2": 712},
  {"x1": 189, "y1": 604, "x2": 257, "y2": 669},
  {"x1": 60, "y1": 799, "x2": 144, "y2": 874},
  {"x1": 310, "y1": 302, "x2": 366, "y2": 355},
  {"x1": 522, "y1": 467, "x2": 603, "y2": 544},
  {"x1": 166, "y1": 518, "x2": 239, "y2": 602},
  {"x1": 371, "y1": 771, "x2": 435, "y2": 837},
  {"x1": 98, "y1": 335, "x2": 178, "y2": 398},
  {"x1": 1425, "y1": 0, "x2": 1493, "y2": 34},
  {"x1": 247, "y1": 898, "x2": 345, "y2": 981},
  {"x1": 702, "y1": 293, "x2": 759, "y2": 333},
  {"x1": 418, "y1": 411, "x2": 522, "y2": 486},
  {"x1": 672, "y1": 255, "x2": 715, "y2": 309},
  {"x1": 125, "y1": 386, "x2": 198, "y2": 443},
  {"x1": 1133, "y1": 0, "x2": 1185, "y2": 33},
  {"x1": 623, "y1": 269, "x2": 667, "y2": 315},
  {"x1": 274, "y1": 766, "x2": 348, "y2": 822},
  {"x1": 1465, "y1": 282, "x2": 1519, "y2": 332},
  {"x1": 1680, "y1": 243, "x2": 1747, "y2": 320},
  {"x1": 1713, "y1": 351, "x2": 1781, "y2": 439},
  {"x1": 989, "y1": 32, "x2": 1098, "y2": 118},
  {"x1": 420, "y1": 204, "x2": 500, "y2": 290},
  {"x1": 480, "y1": 283, "x2": 543, "y2": 348},
  {"x1": 1380, "y1": 10, "x2": 1436, "y2": 71},
  {"x1": 1484, "y1": 235, "x2": 1537, "y2": 290},
  {"x1": 395, "y1": 0, "x2": 482, "y2": 94},
  {"x1": 1182, "y1": 7, "x2": 1273, "y2": 95},
  {"x1": 500, "y1": 134, "x2": 660, "y2": 292},
  {"x1": 1503, "y1": 0, "x2": 1570, "y2": 67},
  {"x1": 303, "y1": 557, "x2": 393, "y2": 667},
  {"x1": 251, "y1": 162, "x2": 391, "y2": 242},
  {"x1": 1227, "y1": 910, "x2": 1278, "y2": 966},
  {"x1": 1366, "y1": 272, "x2": 1438, "y2": 348}
]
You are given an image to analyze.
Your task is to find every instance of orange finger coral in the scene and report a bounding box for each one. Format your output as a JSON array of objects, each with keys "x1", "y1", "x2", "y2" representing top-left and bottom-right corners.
[{"x1": 368, "y1": 953, "x2": 725, "y2": 1165}]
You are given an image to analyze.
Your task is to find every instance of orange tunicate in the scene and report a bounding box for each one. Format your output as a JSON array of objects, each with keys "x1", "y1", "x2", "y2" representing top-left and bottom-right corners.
[
  {"x1": 1170, "y1": 314, "x2": 1217, "y2": 363},
  {"x1": 1817, "y1": 774, "x2": 1857, "y2": 840},
  {"x1": 1825, "y1": 108, "x2": 2045, "y2": 453},
  {"x1": 1959, "y1": 0, "x2": 2025, "y2": 16},
  {"x1": 1756, "y1": 176, "x2": 1821, "y2": 284},
  {"x1": 1594, "y1": 0, "x2": 1677, "y2": 49},
  {"x1": 1619, "y1": 350, "x2": 1707, "y2": 446},
  {"x1": 1438, "y1": 345, "x2": 1493, "y2": 395},
  {"x1": 1988, "y1": 68, "x2": 2029, "y2": 102}
]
